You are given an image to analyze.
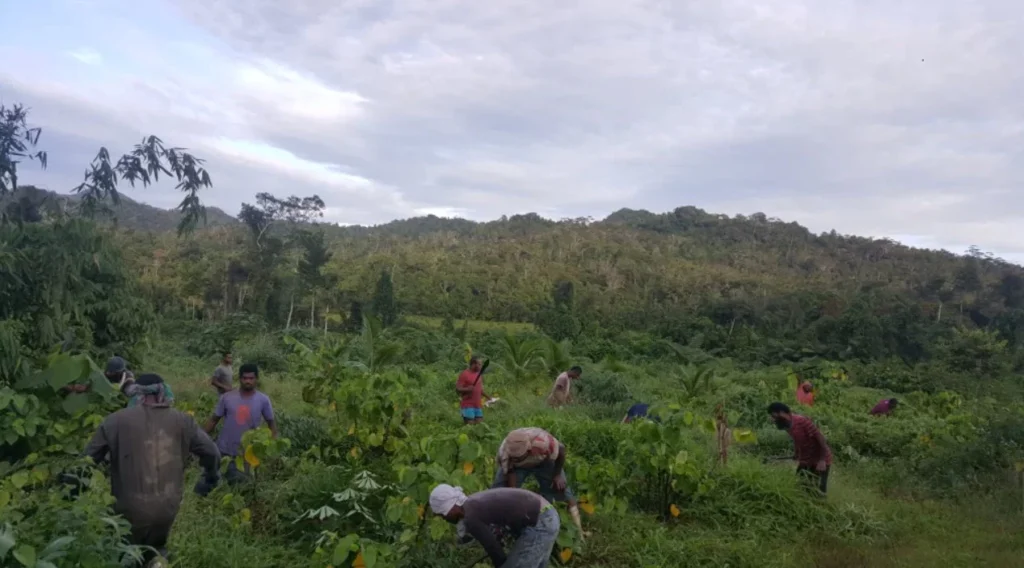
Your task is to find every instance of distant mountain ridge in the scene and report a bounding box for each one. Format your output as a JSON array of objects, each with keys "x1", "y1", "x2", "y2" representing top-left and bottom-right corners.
[{"x1": 4, "y1": 186, "x2": 237, "y2": 232}]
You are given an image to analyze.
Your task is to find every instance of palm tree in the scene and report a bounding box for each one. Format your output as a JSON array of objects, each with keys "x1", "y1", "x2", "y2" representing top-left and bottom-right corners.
[{"x1": 497, "y1": 334, "x2": 541, "y2": 380}]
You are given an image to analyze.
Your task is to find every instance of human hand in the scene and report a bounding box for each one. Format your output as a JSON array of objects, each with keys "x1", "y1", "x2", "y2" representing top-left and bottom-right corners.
[
  {"x1": 815, "y1": 461, "x2": 827, "y2": 473},
  {"x1": 553, "y1": 475, "x2": 567, "y2": 491}
]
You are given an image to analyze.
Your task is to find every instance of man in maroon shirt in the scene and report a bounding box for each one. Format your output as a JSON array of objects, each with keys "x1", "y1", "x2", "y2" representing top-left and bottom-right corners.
[
  {"x1": 455, "y1": 358, "x2": 491, "y2": 424},
  {"x1": 767, "y1": 402, "x2": 832, "y2": 495}
]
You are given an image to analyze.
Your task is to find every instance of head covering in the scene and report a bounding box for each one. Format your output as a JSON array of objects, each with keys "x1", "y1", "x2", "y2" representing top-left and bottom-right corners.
[
  {"x1": 105, "y1": 356, "x2": 127, "y2": 375},
  {"x1": 131, "y1": 373, "x2": 172, "y2": 407},
  {"x1": 429, "y1": 484, "x2": 468, "y2": 516}
]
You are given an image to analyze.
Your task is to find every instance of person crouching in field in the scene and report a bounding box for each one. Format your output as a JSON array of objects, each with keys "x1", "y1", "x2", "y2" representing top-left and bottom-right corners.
[
  {"x1": 456, "y1": 357, "x2": 492, "y2": 424},
  {"x1": 430, "y1": 484, "x2": 560, "y2": 568},
  {"x1": 84, "y1": 374, "x2": 220, "y2": 567},
  {"x1": 767, "y1": 402, "x2": 832, "y2": 495},
  {"x1": 492, "y1": 427, "x2": 586, "y2": 539},
  {"x1": 870, "y1": 397, "x2": 899, "y2": 416},
  {"x1": 547, "y1": 366, "x2": 582, "y2": 408}
]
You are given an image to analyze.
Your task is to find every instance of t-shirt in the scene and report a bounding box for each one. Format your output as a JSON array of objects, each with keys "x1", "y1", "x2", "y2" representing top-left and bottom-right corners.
[
  {"x1": 214, "y1": 390, "x2": 274, "y2": 456},
  {"x1": 497, "y1": 427, "x2": 560, "y2": 474},
  {"x1": 787, "y1": 415, "x2": 832, "y2": 467},
  {"x1": 796, "y1": 382, "x2": 814, "y2": 406},
  {"x1": 627, "y1": 403, "x2": 650, "y2": 419},
  {"x1": 462, "y1": 488, "x2": 547, "y2": 567},
  {"x1": 456, "y1": 369, "x2": 483, "y2": 409},
  {"x1": 553, "y1": 372, "x2": 571, "y2": 395},
  {"x1": 212, "y1": 365, "x2": 233, "y2": 390},
  {"x1": 870, "y1": 399, "x2": 893, "y2": 415}
]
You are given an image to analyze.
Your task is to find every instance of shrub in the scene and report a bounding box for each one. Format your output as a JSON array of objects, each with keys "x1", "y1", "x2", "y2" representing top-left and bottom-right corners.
[
  {"x1": 578, "y1": 370, "x2": 632, "y2": 406},
  {"x1": 234, "y1": 333, "x2": 288, "y2": 373}
]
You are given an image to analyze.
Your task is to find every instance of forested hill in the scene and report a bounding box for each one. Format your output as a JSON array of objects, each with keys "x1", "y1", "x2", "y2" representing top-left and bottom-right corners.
[
  {"x1": 3, "y1": 186, "x2": 237, "y2": 232},
  {"x1": 96, "y1": 198, "x2": 1023, "y2": 379}
]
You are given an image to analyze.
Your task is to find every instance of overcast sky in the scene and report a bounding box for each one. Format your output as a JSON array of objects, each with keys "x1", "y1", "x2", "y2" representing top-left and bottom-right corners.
[{"x1": 2, "y1": 0, "x2": 1022, "y2": 261}]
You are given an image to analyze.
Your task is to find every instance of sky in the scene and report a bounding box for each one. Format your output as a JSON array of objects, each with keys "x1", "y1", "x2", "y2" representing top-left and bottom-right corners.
[{"x1": 2, "y1": 0, "x2": 1023, "y2": 261}]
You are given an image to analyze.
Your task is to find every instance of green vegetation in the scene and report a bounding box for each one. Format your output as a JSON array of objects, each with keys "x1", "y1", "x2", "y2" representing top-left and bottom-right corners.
[{"x1": 3, "y1": 103, "x2": 1024, "y2": 567}]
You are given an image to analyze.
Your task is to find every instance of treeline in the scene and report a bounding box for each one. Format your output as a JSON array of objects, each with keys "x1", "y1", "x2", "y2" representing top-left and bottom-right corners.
[{"x1": 107, "y1": 203, "x2": 1024, "y2": 373}]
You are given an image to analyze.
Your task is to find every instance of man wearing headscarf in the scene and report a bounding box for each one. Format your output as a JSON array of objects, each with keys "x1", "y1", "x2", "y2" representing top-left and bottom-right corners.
[
  {"x1": 429, "y1": 484, "x2": 559, "y2": 568},
  {"x1": 491, "y1": 427, "x2": 585, "y2": 539},
  {"x1": 84, "y1": 373, "x2": 221, "y2": 566}
]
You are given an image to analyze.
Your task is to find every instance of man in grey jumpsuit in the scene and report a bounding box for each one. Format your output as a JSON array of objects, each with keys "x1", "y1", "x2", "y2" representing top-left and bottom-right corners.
[{"x1": 84, "y1": 373, "x2": 220, "y2": 566}]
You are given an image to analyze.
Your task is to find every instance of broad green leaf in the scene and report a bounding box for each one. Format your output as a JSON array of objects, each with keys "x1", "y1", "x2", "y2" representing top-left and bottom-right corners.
[
  {"x1": 12, "y1": 544, "x2": 35, "y2": 567},
  {"x1": 10, "y1": 471, "x2": 28, "y2": 489},
  {"x1": 732, "y1": 428, "x2": 757, "y2": 444},
  {"x1": 363, "y1": 546, "x2": 378, "y2": 568},
  {"x1": 61, "y1": 393, "x2": 90, "y2": 415},
  {"x1": 331, "y1": 534, "x2": 359, "y2": 565},
  {"x1": 40, "y1": 536, "x2": 74, "y2": 557},
  {"x1": 0, "y1": 523, "x2": 15, "y2": 559},
  {"x1": 0, "y1": 491, "x2": 10, "y2": 509}
]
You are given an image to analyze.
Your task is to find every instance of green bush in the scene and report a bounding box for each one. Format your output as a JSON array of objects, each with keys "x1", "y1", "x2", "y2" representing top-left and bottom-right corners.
[
  {"x1": 233, "y1": 333, "x2": 288, "y2": 373},
  {"x1": 578, "y1": 370, "x2": 632, "y2": 406}
]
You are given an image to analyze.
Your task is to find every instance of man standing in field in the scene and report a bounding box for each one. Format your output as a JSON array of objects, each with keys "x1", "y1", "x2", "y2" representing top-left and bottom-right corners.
[
  {"x1": 84, "y1": 373, "x2": 220, "y2": 567},
  {"x1": 456, "y1": 357, "x2": 492, "y2": 424},
  {"x1": 547, "y1": 365, "x2": 582, "y2": 408},
  {"x1": 870, "y1": 397, "x2": 899, "y2": 416},
  {"x1": 429, "y1": 484, "x2": 560, "y2": 568},
  {"x1": 210, "y1": 352, "x2": 233, "y2": 395},
  {"x1": 492, "y1": 427, "x2": 586, "y2": 539},
  {"x1": 767, "y1": 402, "x2": 832, "y2": 495},
  {"x1": 203, "y1": 363, "x2": 277, "y2": 484}
]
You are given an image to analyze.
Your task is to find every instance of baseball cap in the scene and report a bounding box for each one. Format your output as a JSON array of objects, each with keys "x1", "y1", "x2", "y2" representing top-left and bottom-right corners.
[{"x1": 105, "y1": 356, "x2": 128, "y2": 375}]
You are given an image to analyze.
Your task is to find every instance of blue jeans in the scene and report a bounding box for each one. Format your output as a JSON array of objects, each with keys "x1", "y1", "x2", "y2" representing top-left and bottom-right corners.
[
  {"x1": 503, "y1": 506, "x2": 560, "y2": 568},
  {"x1": 491, "y1": 455, "x2": 577, "y2": 503}
]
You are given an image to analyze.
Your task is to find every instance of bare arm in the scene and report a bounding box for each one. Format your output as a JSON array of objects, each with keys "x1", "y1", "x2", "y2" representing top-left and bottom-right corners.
[
  {"x1": 552, "y1": 443, "x2": 567, "y2": 478},
  {"x1": 266, "y1": 419, "x2": 279, "y2": 439},
  {"x1": 204, "y1": 415, "x2": 221, "y2": 435},
  {"x1": 505, "y1": 470, "x2": 517, "y2": 488}
]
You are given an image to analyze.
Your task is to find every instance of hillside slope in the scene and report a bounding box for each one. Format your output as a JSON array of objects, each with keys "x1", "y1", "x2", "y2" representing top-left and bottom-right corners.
[{"x1": 3, "y1": 186, "x2": 236, "y2": 232}]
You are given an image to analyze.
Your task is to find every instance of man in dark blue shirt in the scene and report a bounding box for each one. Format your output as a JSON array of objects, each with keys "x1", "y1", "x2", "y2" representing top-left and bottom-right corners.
[{"x1": 622, "y1": 402, "x2": 659, "y2": 423}]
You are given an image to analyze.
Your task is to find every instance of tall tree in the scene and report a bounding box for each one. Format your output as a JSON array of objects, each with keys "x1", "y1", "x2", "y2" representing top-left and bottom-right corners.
[
  {"x1": 372, "y1": 269, "x2": 398, "y2": 327},
  {"x1": 296, "y1": 229, "x2": 333, "y2": 329},
  {"x1": 0, "y1": 103, "x2": 212, "y2": 236}
]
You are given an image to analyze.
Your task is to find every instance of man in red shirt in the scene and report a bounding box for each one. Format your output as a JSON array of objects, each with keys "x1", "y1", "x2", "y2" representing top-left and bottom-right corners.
[
  {"x1": 456, "y1": 358, "x2": 492, "y2": 424},
  {"x1": 767, "y1": 402, "x2": 832, "y2": 495}
]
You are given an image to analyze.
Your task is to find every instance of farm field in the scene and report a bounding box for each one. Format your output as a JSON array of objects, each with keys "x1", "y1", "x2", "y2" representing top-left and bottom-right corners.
[
  {"x1": 4, "y1": 105, "x2": 1024, "y2": 566},
  {"x1": 135, "y1": 328, "x2": 1024, "y2": 568}
]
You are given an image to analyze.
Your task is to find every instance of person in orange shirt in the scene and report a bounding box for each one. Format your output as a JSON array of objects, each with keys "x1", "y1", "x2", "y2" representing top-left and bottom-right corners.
[{"x1": 796, "y1": 380, "x2": 815, "y2": 406}]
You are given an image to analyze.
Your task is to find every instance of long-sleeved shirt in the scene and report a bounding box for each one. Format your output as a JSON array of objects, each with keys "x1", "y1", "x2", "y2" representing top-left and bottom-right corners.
[
  {"x1": 84, "y1": 404, "x2": 220, "y2": 524},
  {"x1": 462, "y1": 488, "x2": 547, "y2": 566}
]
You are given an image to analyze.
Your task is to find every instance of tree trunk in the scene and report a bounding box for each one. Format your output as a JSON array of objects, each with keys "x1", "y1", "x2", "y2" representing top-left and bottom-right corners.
[
  {"x1": 223, "y1": 259, "x2": 230, "y2": 317},
  {"x1": 310, "y1": 292, "x2": 316, "y2": 329},
  {"x1": 936, "y1": 301, "x2": 943, "y2": 323},
  {"x1": 324, "y1": 307, "x2": 329, "y2": 336},
  {"x1": 286, "y1": 294, "x2": 294, "y2": 330}
]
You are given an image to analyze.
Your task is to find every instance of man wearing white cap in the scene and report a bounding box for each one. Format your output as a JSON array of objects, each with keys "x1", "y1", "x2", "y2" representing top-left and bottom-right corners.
[{"x1": 429, "y1": 484, "x2": 559, "y2": 568}]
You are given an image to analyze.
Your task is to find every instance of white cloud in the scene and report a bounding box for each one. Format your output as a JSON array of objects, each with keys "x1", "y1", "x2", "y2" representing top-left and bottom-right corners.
[
  {"x1": 2, "y1": 0, "x2": 1023, "y2": 261},
  {"x1": 67, "y1": 48, "x2": 102, "y2": 65}
]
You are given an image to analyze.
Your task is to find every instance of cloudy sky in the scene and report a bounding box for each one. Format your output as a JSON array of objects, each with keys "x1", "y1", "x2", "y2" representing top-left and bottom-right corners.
[{"x1": 2, "y1": 0, "x2": 1022, "y2": 260}]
